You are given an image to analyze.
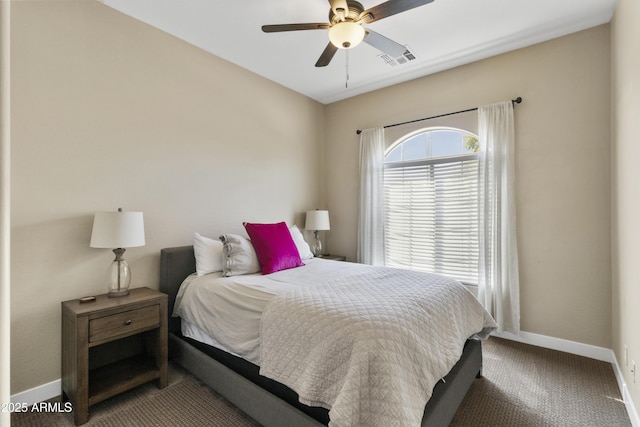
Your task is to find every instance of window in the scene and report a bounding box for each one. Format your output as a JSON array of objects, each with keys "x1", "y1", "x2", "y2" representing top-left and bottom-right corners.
[{"x1": 383, "y1": 128, "x2": 479, "y2": 284}]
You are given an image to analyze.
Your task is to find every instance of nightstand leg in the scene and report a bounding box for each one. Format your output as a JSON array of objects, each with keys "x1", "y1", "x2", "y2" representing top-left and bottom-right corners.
[
  {"x1": 74, "y1": 401, "x2": 89, "y2": 426},
  {"x1": 75, "y1": 315, "x2": 90, "y2": 425},
  {"x1": 157, "y1": 299, "x2": 168, "y2": 389}
]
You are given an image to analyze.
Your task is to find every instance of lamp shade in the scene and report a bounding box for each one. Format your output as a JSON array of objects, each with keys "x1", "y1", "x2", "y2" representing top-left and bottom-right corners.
[
  {"x1": 90, "y1": 210, "x2": 145, "y2": 249},
  {"x1": 305, "y1": 210, "x2": 330, "y2": 231}
]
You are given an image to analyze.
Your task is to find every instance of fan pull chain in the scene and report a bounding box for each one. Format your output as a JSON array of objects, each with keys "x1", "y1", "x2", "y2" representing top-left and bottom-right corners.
[{"x1": 345, "y1": 49, "x2": 350, "y2": 88}]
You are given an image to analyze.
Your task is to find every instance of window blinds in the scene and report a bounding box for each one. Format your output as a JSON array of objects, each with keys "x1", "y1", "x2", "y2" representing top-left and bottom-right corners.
[{"x1": 383, "y1": 154, "x2": 479, "y2": 284}]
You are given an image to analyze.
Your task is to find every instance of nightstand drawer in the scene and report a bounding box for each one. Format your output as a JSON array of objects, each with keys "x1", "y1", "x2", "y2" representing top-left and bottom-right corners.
[{"x1": 89, "y1": 305, "x2": 159, "y2": 343}]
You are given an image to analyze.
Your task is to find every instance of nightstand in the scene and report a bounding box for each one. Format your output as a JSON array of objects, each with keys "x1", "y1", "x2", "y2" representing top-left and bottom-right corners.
[
  {"x1": 316, "y1": 254, "x2": 347, "y2": 261},
  {"x1": 61, "y1": 287, "x2": 168, "y2": 425}
]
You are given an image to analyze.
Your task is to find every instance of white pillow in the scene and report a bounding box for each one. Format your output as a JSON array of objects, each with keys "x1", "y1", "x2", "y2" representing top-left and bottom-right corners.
[
  {"x1": 193, "y1": 232, "x2": 224, "y2": 276},
  {"x1": 289, "y1": 224, "x2": 314, "y2": 260}
]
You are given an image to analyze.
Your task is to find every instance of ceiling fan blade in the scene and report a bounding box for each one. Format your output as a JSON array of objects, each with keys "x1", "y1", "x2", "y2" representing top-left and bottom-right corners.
[
  {"x1": 315, "y1": 42, "x2": 339, "y2": 67},
  {"x1": 363, "y1": 29, "x2": 407, "y2": 57},
  {"x1": 329, "y1": 0, "x2": 350, "y2": 21},
  {"x1": 262, "y1": 23, "x2": 330, "y2": 33},
  {"x1": 359, "y1": 0, "x2": 435, "y2": 24}
]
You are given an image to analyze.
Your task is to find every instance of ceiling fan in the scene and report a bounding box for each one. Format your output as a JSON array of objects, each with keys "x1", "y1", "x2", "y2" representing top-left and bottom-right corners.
[{"x1": 262, "y1": 0, "x2": 434, "y2": 67}]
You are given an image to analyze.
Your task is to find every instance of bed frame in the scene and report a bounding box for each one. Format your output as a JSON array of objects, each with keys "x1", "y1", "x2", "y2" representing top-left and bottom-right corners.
[{"x1": 160, "y1": 245, "x2": 482, "y2": 427}]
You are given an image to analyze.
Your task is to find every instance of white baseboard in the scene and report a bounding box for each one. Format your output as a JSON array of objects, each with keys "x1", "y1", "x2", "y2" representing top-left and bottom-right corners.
[
  {"x1": 11, "y1": 331, "x2": 640, "y2": 427},
  {"x1": 494, "y1": 330, "x2": 639, "y2": 427},
  {"x1": 10, "y1": 379, "x2": 60, "y2": 406},
  {"x1": 623, "y1": 383, "x2": 640, "y2": 427},
  {"x1": 493, "y1": 330, "x2": 615, "y2": 362},
  {"x1": 610, "y1": 352, "x2": 640, "y2": 427}
]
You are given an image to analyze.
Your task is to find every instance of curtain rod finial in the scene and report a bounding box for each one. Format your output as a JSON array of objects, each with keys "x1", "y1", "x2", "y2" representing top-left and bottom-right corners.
[
  {"x1": 513, "y1": 97, "x2": 522, "y2": 104},
  {"x1": 356, "y1": 129, "x2": 362, "y2": 135}
]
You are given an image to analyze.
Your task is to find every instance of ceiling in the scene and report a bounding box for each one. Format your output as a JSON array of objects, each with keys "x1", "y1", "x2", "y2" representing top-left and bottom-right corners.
[{"x1": 101, "y1": 0, "x2": 617, "y2": 105}]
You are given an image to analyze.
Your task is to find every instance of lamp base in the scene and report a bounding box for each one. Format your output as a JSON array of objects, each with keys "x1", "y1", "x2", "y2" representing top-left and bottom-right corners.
[
  {"x1": 108, "y1": 289, "x2": 130, "y2": 298},
  {"x1": 107, "y1": 248, "x2": 131, "y2": 298},
  {"x1": 312, "y1": 231, "x2": 323, "y2": 257}
]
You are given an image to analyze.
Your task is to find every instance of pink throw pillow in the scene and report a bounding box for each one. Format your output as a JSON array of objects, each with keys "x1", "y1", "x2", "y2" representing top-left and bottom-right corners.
[{"x1": 243, "y1": 222, "x2": 304, "y2": 275}]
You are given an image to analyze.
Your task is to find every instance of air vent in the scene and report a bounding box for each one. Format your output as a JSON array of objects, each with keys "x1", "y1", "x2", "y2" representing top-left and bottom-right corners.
[{"x1": 378, "y1": 47, "x2": 416, "y2": 67}]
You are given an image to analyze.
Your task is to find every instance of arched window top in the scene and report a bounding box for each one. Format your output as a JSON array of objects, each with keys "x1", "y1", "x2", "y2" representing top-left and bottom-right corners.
[{"x1": 385, "y1": 127, "x2": 478, "y2": 164}]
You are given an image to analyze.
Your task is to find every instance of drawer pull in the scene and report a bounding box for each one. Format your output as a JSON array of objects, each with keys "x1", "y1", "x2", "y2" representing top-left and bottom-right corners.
[{"x1": 124, "y1": 319, "x2": 132, "y2": 326}]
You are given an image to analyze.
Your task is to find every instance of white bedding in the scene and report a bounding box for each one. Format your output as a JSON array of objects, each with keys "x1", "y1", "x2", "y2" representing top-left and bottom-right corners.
[
  {"x1": 173, "y1": 257, "x2": 359, "y2": 363},
  {"x1": 173, "y1": 258, "x2": 496, "y2": 426}
]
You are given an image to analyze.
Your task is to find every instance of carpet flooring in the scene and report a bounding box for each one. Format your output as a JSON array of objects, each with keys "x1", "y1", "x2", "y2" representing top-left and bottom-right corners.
[
  {"x1": 12, "y1": 337, "x2": 632, "y2": 426},
  {"x1": 450, "y1": 337, "x2": 630, "y2": 426}
]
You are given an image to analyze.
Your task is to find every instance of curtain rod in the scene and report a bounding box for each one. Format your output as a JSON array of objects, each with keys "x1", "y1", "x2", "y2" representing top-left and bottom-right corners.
[{"x1": 355, "y1": 97, "x2": 522, "y2": 135}]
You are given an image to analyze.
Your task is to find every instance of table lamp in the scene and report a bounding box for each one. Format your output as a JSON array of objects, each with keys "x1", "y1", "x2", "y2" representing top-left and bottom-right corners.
[
  {"x1": 305, "y1": 210, "x2": 330, "y2": 257},
  {"x1": 90, "y1": 208, "x2": 145, "y2": 297}
]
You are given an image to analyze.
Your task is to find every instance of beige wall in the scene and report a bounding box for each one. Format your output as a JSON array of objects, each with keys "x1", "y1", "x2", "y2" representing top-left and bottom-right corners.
[
  {"x1": 325, "y1": 26, "x2": 612, "y2": 348},
  {"x1": 10, "y1": 1, "x2": 324, "y2": 393},
  {"x1": 611, "y1": 0, "x2": 640, "y2": 410}
]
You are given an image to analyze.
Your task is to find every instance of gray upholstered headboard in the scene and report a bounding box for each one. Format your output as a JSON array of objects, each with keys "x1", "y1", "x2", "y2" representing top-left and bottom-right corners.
[{"x1": 160, "y1": 245, "x2": 196, "y2": 333}]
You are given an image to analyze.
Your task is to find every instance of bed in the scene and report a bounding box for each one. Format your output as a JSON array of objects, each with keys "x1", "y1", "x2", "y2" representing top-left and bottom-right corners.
[{"x1": 160, "y1": 239, "x2": 495, "y2": 427}]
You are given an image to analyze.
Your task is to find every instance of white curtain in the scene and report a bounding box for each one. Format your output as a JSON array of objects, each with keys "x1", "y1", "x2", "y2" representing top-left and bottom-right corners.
[
  {"x1": 478, "y1": 101, "x2": 520, "y2": 334},
  {"x1": 357, "y1": 128, "x2": 385, "y2": 265}
]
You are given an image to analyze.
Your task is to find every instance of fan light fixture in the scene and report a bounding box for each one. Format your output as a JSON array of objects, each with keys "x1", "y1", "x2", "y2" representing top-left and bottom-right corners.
[
  {"x1": 262, "y1": 0, "x2": 435, "y2": 67},
  {"x1": 329, "y1": 22, "x2": 365, "y2": 49}
]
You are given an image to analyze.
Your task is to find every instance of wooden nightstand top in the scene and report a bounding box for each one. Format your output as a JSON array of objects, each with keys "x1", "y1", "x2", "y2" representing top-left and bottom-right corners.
[
  {"x1": 62, "y1": 287, "x2": 166, "y2": 316},
  {"x1": 316, "y1": 254, "x2": 347, "y2": 261}
]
